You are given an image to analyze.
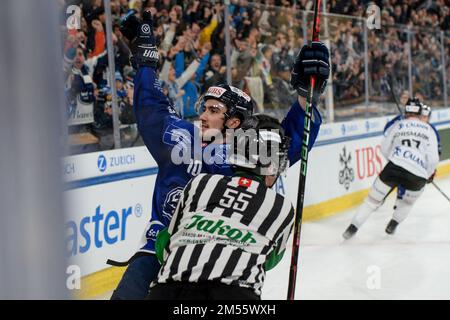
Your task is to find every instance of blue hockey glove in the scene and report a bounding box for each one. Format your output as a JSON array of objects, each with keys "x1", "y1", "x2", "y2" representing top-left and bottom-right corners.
[
  {"x1": 120, "y1": 10, "x2": 159, "y2": 68},
  {"x1": 290, "y1": 41, "x2": 330, "y2": 98}
]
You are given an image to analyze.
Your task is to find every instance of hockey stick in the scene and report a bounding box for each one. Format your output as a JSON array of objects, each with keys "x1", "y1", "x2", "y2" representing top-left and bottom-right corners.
[
  {"x1": 287, "y1": 0, "x2": 322, "y2": 300},
  {"x1": 431, "y1": 181, "x2": 450, "y2": 202},
  {"x1": 382, "y1": 76, "x2": 403, "y2": 116}
]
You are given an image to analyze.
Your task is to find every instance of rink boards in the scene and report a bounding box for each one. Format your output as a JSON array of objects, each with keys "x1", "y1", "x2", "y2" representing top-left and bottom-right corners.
[{"x1": 63, "y1": 109, "x2": 450, "y2": 298}]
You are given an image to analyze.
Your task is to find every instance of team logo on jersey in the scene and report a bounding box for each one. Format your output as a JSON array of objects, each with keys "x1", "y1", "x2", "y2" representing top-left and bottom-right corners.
[
  {"x1": 162, "y1": 187, "x2": 184, "y2": 220},
  {"x1": 163, "y1": 123, "x2": 192, "y2": 147},
  {"x1": 338, "y1": 147, "x2": 354, "y2": 190}
]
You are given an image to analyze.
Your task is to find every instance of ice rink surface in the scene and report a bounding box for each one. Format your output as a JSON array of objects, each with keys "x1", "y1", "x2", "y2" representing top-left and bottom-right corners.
[{"x1": 263, "y1": 176, "x2": 450, "y2": 300}]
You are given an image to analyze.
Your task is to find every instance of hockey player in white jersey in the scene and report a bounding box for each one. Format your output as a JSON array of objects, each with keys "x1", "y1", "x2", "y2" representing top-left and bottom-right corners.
[{"x1": 343, "y1": 98, "x2": 440, "y2": 239}]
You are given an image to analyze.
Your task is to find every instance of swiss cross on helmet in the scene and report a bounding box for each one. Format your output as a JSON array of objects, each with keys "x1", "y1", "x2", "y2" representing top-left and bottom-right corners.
[{"x1": 195, "y1": 84, "x2": 254, "y2": 124}]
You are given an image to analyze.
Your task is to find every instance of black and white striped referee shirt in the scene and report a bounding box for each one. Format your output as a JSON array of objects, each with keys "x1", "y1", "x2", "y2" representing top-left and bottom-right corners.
[{"x1": 153, "y1": 173, "x2": 295, "y2": 296}]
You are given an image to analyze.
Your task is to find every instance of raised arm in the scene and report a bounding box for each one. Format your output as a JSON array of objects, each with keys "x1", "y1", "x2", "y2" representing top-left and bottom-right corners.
[
  {"x1": 121, "y1": 11, "x2": 196, "y2": 164},
  {"x1": 282, "y1": 42, "x2": 330, "y2": 166},
  {"x1": 281, "y1": 97, "x2": 322, "y2": 165}
]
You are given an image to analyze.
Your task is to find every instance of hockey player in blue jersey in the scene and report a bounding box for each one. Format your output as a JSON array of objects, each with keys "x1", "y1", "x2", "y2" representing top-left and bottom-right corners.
[{"x1": 110, "y1": 11, "x2": 329, "y2": 299}]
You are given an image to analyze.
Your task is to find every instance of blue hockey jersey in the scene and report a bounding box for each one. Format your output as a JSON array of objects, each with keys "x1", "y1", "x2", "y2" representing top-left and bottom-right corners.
[{"x1": 134, "y1": 66, "x2": 322, "y2": 254}]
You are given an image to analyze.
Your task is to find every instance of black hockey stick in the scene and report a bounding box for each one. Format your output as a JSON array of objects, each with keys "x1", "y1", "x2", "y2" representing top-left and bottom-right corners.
[
  {"x1": 431, "y1": 181, "x2": 450, "y2": 202},
  {"x1": 287, "y1": 0, "x2": 322, "y2": 300},
  {"x1": 382, "y1": 76, "x2": 403, "y2": 115}
]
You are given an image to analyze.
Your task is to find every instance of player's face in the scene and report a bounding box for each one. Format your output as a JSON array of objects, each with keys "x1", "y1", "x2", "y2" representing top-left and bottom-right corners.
[{"x1": 198, "y1": 99, "x2": 227, "y2": 141}]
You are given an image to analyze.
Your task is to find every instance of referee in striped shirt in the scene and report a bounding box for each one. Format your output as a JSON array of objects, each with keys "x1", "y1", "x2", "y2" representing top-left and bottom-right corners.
[{"x1": 147, "y1": 115, "x2": 295, "y2": 300}]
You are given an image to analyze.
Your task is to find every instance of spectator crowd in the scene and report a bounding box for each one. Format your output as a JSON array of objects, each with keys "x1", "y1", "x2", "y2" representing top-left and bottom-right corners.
[
  {"x1": 328, "y1": 0, "x2": 449, "y2": 107},
  {"x1": 59, "y1": 0, "x2": 450, "y2": 153}
]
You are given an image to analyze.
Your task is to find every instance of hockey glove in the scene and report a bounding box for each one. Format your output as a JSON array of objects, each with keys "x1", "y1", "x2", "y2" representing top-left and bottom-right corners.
[
  {"x1": 120, "y1": 10, "x2": 159, "y2": 68},
  {"x1": 290, "y1": 41, "x2": 330, "y2": 98}
]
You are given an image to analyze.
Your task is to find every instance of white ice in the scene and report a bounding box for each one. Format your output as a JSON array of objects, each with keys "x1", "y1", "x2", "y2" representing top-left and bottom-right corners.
[{"x1": 263, "y1": 176, "x2": 450, "y2": 300}]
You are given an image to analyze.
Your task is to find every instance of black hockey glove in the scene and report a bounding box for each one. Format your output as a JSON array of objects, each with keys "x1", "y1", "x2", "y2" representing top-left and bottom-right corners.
[
  {"x1": 120, "y1": 10, "x2": 159, "y2": 68},
  {"x1": 290, "y1": 41, "x2": 330, "y2": 98}
]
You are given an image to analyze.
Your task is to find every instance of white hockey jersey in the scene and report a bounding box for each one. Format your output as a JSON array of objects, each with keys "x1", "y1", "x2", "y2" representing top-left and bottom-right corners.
[{"x1": 381, "y1": 117, "x2": 440, "y2": 179}]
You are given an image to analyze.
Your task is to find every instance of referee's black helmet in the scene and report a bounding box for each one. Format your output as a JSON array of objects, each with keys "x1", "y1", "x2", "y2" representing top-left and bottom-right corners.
[{"x1": 230, "y1": 114, "x2": 291, "y2": 177}]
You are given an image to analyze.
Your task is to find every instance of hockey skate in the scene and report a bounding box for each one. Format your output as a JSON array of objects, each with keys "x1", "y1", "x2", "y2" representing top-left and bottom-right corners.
[
  {"x1": 343, "y1": 224, "x2": 358, "y2": 240},
  {"x1": 385, "y1": 219, "x2": 399, "y2": 235}
]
